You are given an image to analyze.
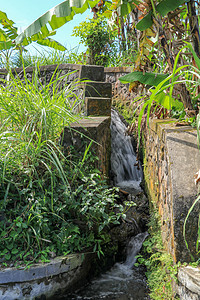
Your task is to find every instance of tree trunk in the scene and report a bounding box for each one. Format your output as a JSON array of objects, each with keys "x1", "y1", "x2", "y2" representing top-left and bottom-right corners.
[
  {"x1": 187, "y1": 0, "x2": 200, "y2": 58},
  {"x1": 120, "y1": 17, "x2": 126, "y2": 52}
]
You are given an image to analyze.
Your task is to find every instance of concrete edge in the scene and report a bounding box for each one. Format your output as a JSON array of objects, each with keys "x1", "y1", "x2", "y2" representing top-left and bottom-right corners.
[
  {"x1": 178, "y1": 266, "x2": 200, "y2": 295},
  {"x1": 0, "y1": 254, "x2": 82, "y2": 284}
]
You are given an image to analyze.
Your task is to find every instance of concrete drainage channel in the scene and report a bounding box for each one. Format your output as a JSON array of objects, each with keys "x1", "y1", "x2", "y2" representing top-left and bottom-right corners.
[
  {"x1": 1, "y1": 64, "x2": 200, "y2": 299},
  {"x1": 0, "y1": 254, "x2": 95, "y2": 299}
]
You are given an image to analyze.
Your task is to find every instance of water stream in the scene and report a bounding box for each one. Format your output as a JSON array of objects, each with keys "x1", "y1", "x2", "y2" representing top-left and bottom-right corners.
[
  {"x1": 67, "y1": 232, "x2": 149, "y2": 300},
  {"x1": 110, "y1": 109, "x2": 143, "y2": 193},
  {"x1": 64, "y1": 109, "x2": 149, "y2": 299}
]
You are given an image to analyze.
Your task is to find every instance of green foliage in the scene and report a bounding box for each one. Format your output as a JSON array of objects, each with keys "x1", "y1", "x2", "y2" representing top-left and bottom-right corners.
[
  {"x1": 0, "y1": 10, "x2": 66, "y2": 53},
  {"x1": 0, "y1": 70, "x2": 124, "y2": 267},
  {"x1": 136, "y1": 0, "x2": 190, "y2": 31},
  {"x1": 7, "y1": 47, "x2": 87, "y2": 68},
  {"x1": 120, "y1": 43, "x2": 200, "y2": 147},
  {"x1": 15, "y1": 0, "x2": 99, "y2": 46},
  {"x1": 136, "y1": 208, "x2": 180, "y2": 300},
  {"x1": 119, "y1": 71, "x2": 170, "y2": 86},
  {"x1": 72, "y1": 15, "x2": 117, "y2": 66}
]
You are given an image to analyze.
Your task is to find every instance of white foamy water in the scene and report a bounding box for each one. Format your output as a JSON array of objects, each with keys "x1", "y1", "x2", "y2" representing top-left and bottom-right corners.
[
  {"x1": 65, "y1": 232, "x2": 149, "y2": 300},
  {"x1": 110, "y1": 109, "x2": 143, "y2": 194}
]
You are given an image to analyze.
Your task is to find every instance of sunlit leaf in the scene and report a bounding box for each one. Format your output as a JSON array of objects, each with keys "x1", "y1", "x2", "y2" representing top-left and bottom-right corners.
[
  {"x1": 154, "y1": 91, "x2": 184, "y2": 110},
  {"x1": 0, "y1": 10, "x2": 15, "y2": 27},
  {"x1": 0, "y1": 40, "x2": 13, "y2": 50},
  {"x1": 37, "y1": 38, "x2": 66, "y2": 51},
  {"x1": 16, "y1": 0, "x2": 99, "y2": 45},
  {"x1": 119, "y1": 71, "x2": 169, "y2": 86},
  {"x1": 136, "y1": 0, "x2": 190, "y2": 31}
]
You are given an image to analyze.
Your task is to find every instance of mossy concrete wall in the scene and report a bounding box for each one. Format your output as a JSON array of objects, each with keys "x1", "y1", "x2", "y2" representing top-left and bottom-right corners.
[
  {"x1": 0, "y1": 254, "x2": 93, "y2": 300},
  {"x1": 144, "y1": 119, "x2": 200, "y2": 263},
  {"x1": 62, "y1": 117, "x2": 111, "y2": 178}
]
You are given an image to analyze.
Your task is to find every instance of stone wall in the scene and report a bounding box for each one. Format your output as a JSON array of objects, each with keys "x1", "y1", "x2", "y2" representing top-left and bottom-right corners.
[
  {"x1": 144, "y1": 119, "x2": 200, "y2": 263},
  {"x1": 0, "y1": 64, "x2": 106, "y2": 83},
  {"x1": 104, "y1": 67, "x2": 132, "y2": 101},
  {"x1": 0, "y1": 64, "x2": 132, "y2": 101}
]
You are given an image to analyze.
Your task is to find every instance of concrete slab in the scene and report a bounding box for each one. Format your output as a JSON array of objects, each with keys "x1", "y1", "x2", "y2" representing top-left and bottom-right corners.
[
  {"x1": 79, "y1": 65, "x2": 104, "y2": 81},
  {"x1": 62, "y1": 117, "x2": 111, "y2": 178},
  {"x1": 0, "y1": 254, "x2": 93, "y2": 300},
  {"x1": 84, "y1": 82, "x2": 112, "y2": 98},
  {"x1": 85, "y1": 97, "x2": 111, "y2": 116}
]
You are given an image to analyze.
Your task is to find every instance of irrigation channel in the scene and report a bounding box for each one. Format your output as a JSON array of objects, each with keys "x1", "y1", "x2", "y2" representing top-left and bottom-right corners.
[{"x1": 64, "y1": 109, "x2": 150, "y2": 300}]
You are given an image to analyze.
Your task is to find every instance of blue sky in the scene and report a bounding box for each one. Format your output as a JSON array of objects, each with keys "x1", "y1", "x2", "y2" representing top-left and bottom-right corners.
[{"x1": 2, "y1": 0, "x2": 92, "y2": 54}]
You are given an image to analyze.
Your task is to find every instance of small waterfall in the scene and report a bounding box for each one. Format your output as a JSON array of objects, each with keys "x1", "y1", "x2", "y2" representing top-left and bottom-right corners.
[
  {"x1": 111, "y1": 109, "x2": 143, "y2": 193},
  {"x1": 66, "y1": 232, "x2": 149, "y2": 300},
  {"x1": 64, "y1": 109, "x2": 149, "y2": 300},
  {"x1": 124, "y1": 232, "x2": 148, "y2": 268}
]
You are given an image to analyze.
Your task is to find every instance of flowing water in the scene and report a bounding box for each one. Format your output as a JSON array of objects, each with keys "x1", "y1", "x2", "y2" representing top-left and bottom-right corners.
[
  {"x1": 110, "y1": 109, "x2": 143, "y2": 193},
  {"x1": 64, "y1": 109, "x2": 149, "y2": 299},
  {"x1": 66, "y1": 232, "x2": 149, "y2": 300}
]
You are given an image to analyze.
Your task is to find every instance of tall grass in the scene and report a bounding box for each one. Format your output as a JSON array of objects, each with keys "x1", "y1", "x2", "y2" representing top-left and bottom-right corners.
[
  {"x1": 0, "y1": 68, "x2": 82, "y2": 263},
  {"x1": 0, "y1": 68, "x2": 82, "y2": 197},
  {"x1": 8, "y1": 47, "x2": 87, "y2": 68},
  {"x1": 0, "y1": 68, "x2": 123, "y2": 266}
]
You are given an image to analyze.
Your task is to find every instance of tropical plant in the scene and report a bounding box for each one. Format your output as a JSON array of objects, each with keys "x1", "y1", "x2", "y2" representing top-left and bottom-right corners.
[
  {"x1": 0, "y1": 10, "x2": 67, "y2": 69},
  {"x1": 15, "y1": 0, "x2": 99, "y2": 47},
  {"x1": 118, "y1": 0, "x2": 197, "y2": 109},
  {"x1": 0, "y1": 69, "x2": 125, "y2": 266},
  {"x1": 72, "y1": 15, "x2": 117, "y2": 66}
]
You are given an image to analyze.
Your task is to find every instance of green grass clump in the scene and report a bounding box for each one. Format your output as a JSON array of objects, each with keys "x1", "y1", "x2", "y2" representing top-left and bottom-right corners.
[
  {"x1": 1, "y1": 47, "x2": 87, "y2": 69},
  {"x1": 0, "y1": 69, "x2": 123, "y2": 267}
]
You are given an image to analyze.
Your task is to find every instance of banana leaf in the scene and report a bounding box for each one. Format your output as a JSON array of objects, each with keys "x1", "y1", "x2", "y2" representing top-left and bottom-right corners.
[
  {"x1": 119, "y1": 71, "x2": 169, "y2": 87},
  {"x1": 136, "y1": 0, "x2": 190, "y2": 31},
  {"x1": 0, "y1": 40, "x2": 13, "y2": 51},
  {"x1": 37, "y1": 38, "x2": 66, "y2": 51},
  {"x1": 154, "y1": 91, "x2": 183, "y2": 110},
  {"x1": 16, "y1": 0, "x2": 99, "y2": 45}
]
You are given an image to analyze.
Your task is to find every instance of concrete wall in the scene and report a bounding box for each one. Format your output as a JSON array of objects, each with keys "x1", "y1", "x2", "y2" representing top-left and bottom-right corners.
[
  {"x1": 144, "y1": 119, "x2": 200, "y2": 263},
  {"x1": 62, "y1": 116, "x2": 111, "y2": 178},
  {"x1": 0, "y1": 254, "x2": 94, "y2": 300}
]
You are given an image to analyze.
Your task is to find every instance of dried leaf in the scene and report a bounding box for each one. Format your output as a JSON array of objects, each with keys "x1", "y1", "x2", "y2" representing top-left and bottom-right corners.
[{"x1": 194, "y1": 170, "x2": 200, "y2": 185}]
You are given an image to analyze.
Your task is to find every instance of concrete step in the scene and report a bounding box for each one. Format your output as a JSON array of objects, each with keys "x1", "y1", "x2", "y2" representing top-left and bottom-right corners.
[
  {"x1": 84, "y1": 81, "x2": 112, "y2": 98},
  {"x1": 79, "y1": 65, "x2": 104, "y2": 82},
  {"x1": 85, "y1": 97, "x2": 111, "y2": 116}
]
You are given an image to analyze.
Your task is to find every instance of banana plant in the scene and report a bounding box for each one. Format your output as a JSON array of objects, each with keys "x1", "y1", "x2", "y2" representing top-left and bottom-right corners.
[
  {"x1": 136, "y1": 0, "x2": 190, "y2": 31},
  {"x1": 0, "y1": 0, "x2": 98, "y2": 66},
  {"x1": 0, "y1": 10, "x2": 66, "y2": 52},
  {"x1": 15, "y1": 0, "x2": 98, "y2": 46},
  {"x1": 117, "y1": 0, "x2": 199, "y2": 110}
]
